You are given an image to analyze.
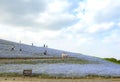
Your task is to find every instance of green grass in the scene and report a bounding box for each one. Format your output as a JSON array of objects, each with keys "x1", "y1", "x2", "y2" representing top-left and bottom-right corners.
[
  {"x1": 0, "y1": 73, "x2": 22, "y2": 77},
  {"x1": 0, "y1": 73, "x2": 118, "y2": 79},
  {"x1": 104, "y1": 58, "x2": 120, "y2": 64},
  {"x1": 0, "y1": 58, "x2": 96, "y2": 64}
]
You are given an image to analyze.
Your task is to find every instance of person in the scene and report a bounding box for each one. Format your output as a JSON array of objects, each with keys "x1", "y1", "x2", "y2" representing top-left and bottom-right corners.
[
  {"x1": 44, "y1": 50, "x2": 47, "y2": 55},
  {"x1": 43, "y1": 44, "x2": 46, "y2": 47},
  {"x1": 20, "y1": 48, "x2": 22, "y2": 51},
  {"x1": 32, "y1": 43, "x2": 34, "y2": 46},
  {"x1": 11, "y1": 46, "x2": 15, "y2": 51}
]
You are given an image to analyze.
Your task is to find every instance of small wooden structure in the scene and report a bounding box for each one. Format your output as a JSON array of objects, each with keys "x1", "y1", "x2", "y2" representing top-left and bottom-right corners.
[
  {"x1": 61, "y1": 52, "x2": 68, "y2": 58},
  {"x1": 23, "y1": 69, "x2": 32, "y2": 76}
]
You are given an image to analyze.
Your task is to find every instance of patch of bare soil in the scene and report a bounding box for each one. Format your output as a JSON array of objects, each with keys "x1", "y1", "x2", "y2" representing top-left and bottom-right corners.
[{"x1": 0, "y1": 77, "x2": 120, "y2": 82}]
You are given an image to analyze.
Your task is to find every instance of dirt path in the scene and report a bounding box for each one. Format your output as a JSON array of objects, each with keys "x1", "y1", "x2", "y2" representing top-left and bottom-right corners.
[{"x1": 0, "y1": 77, "x2": 120, "y2": 82}]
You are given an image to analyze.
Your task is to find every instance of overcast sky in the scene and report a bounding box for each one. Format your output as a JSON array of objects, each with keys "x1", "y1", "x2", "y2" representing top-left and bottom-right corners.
[{"x1": 0, "y1": 0, "x2": 120, "y2": 59}]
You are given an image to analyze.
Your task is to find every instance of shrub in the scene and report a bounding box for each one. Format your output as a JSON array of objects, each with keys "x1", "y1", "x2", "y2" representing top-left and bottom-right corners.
[{"x1": 104, "y1": 58, "x2": 120, "y2": 64}]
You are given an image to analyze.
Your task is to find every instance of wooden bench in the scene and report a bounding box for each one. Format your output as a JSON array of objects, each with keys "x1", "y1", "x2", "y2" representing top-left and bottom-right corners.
[{"x1": 23, "y1": 70, "x2": 32, "y2": 76}]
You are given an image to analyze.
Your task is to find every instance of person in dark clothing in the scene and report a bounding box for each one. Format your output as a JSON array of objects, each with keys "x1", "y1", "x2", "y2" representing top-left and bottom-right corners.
[
  {"x1": 19, "y1": 48, "x2": 22, "y2": 51},
  {"x1": 11, "y1": 46, "x2": 15, "y2": 51},
  {"x1": 43, "y1": 44, "x2": 46, "y2": 47},
  {"x1": 44, "y1": 50, "x2": 47, "y2": 55}
]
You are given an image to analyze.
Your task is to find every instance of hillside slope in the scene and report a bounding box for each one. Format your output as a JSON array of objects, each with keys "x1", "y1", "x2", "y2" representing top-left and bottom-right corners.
[
  {"x1": 0, "y1": 39, "x2": 107, "y2": 63},
  {"x1": 0, "y1": 39, "x2": 120, "y2": 77}
]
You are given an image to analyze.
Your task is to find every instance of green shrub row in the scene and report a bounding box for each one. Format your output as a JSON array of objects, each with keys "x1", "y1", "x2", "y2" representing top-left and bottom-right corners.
[{"x1": 104, "y1": 58, "x2": 120, "y2": 64}]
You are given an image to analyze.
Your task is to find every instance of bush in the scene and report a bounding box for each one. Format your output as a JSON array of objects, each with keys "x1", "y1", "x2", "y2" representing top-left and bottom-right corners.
[{"x1": 104, "y1": 58, "x2": 120, "y2": 64}]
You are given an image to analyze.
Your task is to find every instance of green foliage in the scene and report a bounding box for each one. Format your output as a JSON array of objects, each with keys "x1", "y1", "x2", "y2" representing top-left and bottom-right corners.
[
  {"x1": 0, "y1": 58, "x2": 95, "y2": 64},
  {"x1": 0, "y1": 73, "x2": 22, "y2": 77},
  {"x1": 0, "y1": 72, "x2": 118, "y2": 78},
  {"x1": 104, "y1": 58, "x2": 120, "y2": 64}
]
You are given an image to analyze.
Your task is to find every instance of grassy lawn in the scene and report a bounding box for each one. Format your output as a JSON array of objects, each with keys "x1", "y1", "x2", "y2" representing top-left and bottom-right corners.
[
  {"x1": 0, "y1": 72, "x2": 118, "y2": 79},
  {"x1": 0, "y1": 58, "x2": 96, "y2": 64},
  {"x1": 0, "y1": 73, "x2": 22, "y2": 77}
]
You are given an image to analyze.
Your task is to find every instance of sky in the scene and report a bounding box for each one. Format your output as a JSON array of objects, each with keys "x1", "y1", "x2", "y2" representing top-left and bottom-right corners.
[{"x1": 0, "y1": 0, "x2": 120, "y2": 59}]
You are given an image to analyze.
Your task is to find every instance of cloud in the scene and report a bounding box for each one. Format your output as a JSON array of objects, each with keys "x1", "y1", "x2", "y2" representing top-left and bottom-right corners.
[
  {"x1": 73, "y1": 0, "x2": 120, "y2": 34},
  {"x1": 0, "y1": 0, "x2": 46, "y2": 15},
  {"x1": 33, "y1": 0, "x2": 79, "y2": 30},
  {"x1": 0, "y1": 0, "x2": 46, "y2": 27},
  {"x1": 85, "y1": 22, "x2": 115, "y2": 34},
  {"x1": 80, "y1": 0, "x2": 120, "y2": 23},
  {"x1": 94, "y1": 0, "x2": 120, "y2": 23},
  {"x1": 0, "y1": 23, "x2": 61, "y2": 45},
  {"x1": 102, "y1": 29, "x2": 120, "y2": 44},
  {"x1": 34, "y1": 12, "x2": 77, "y2": 30},
  {"x1": 47, "y1": 0, "x2": 70, "y2": 13},
  {"x1": 0, "y1": 0, "x2": 79, "y2": 30}
]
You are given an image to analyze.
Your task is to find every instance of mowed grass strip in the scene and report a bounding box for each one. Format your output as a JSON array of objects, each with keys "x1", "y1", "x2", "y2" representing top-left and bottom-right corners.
[
  {"x1": 0, "y1": 72, "x2": 119, "y2": 79},
  {"x1": 0, "y1": 58, "x2": 96, "y2": 64}
]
